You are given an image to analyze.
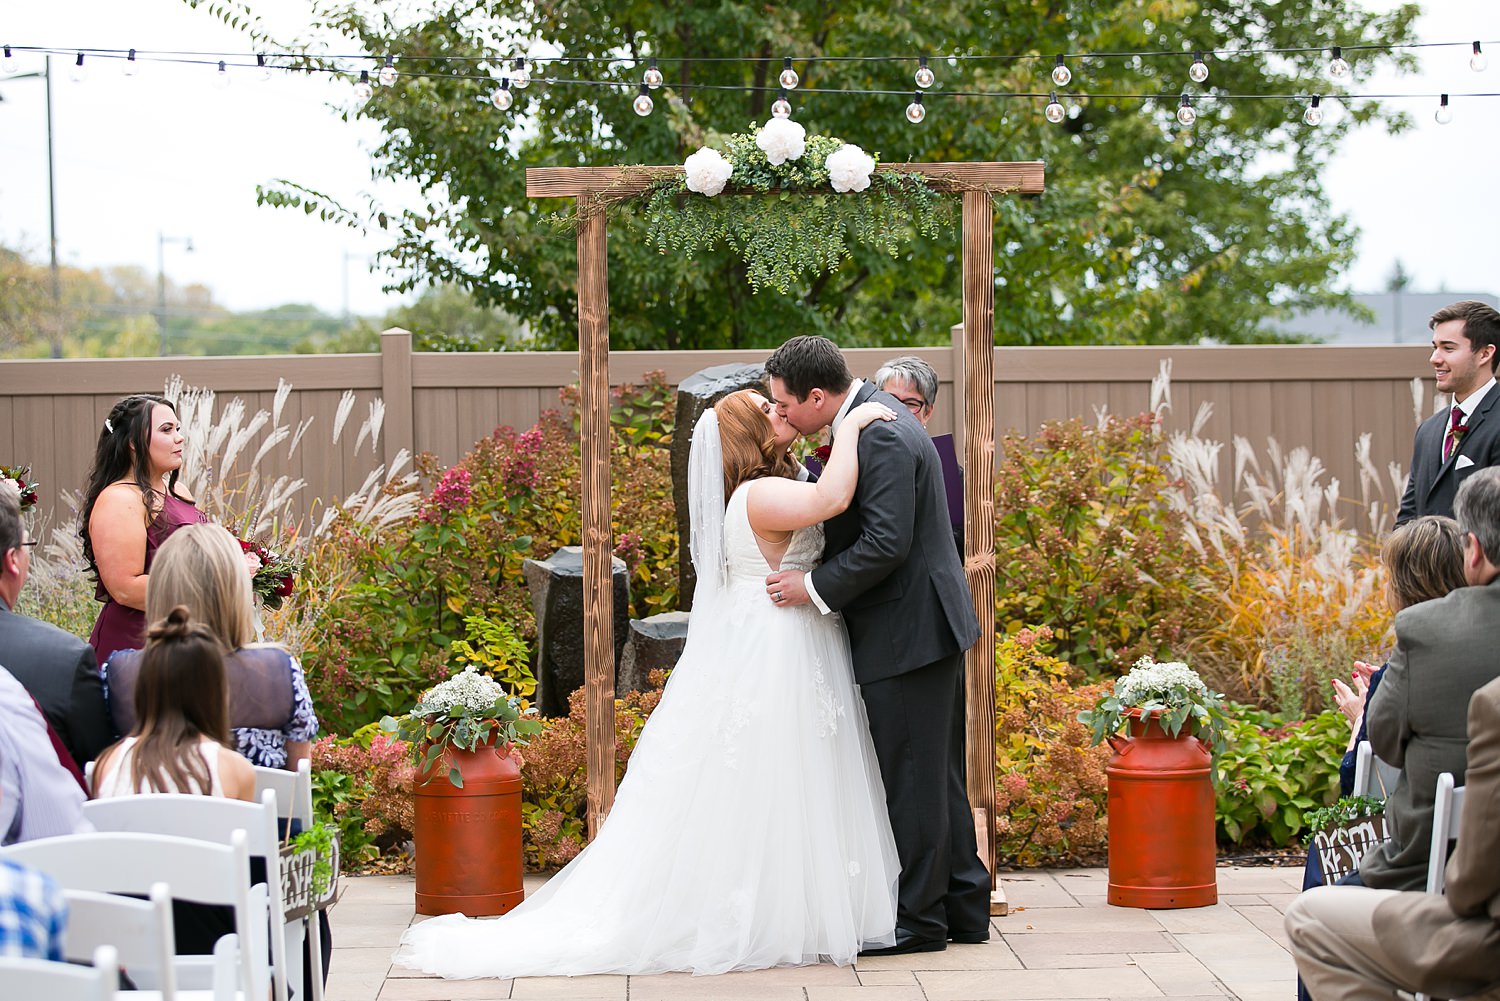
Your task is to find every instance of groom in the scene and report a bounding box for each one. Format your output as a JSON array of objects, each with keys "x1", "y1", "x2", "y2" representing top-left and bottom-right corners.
[{"x1": 764, "y1": 335, "x2": 990, "y2": 955}]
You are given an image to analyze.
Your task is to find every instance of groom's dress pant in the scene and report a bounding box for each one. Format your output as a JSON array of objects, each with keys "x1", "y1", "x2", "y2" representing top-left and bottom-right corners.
[{"x1": 860, "y1": 652, "x2": 992, "y2": 942}]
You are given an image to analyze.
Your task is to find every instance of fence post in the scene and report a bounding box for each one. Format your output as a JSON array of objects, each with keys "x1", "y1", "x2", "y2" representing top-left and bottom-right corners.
[{"x1": 380, "y1": 326, "x2": 415, "y2": 468}]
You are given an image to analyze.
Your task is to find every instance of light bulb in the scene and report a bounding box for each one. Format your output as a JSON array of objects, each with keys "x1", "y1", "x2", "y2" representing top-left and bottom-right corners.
[
  {"x1": 1189, "y1": 51, "x2": 1209, "y2": 84},
  {"x1": 69, "y1": 52, "x2": 86, "y2": 83},
  {"x1": 642, "y1": 58, "x2": 663, "y2": 89},
  {"x1": 905, "y1": 92, "x2": 926, "y2": 124},
  {"x1": 512, "y1": 56, "x2": 530, "y2": 89},
  {"x1": 215, "y1": 60, "x2": 230, "y2": 89},
  {"x1": 491, "y1": 79, "x2": 513, "y2": 110},
  {"x1": 779, "y1": 57, "x2": 799, "y2": 90},
  {"x1": 633, "y1": 83, "x2": 654, "y2": 116},
  {"x1": 914, "y1": 56, "x2": 935, "y2": 89},
  {"x1": 379, "y1": 59, "x2": 397, "y2": 86},
  {"x1": 1, "y1": 46, "x2": 15, "y2": 76},
  {"x1": 1327, "y1": 46, "x2": 1350, "y2": 79},
  {"x1": 1176, "y1": 94, "x2": 1197, "y2": 126},
  {"x1": 353, "y1": 70, "x2": 373, "y2": 102},
  {"x1": 123, "y1": 49, "x2": 139, "y2": 77},
  {"x1": 772, "y1": 90, "x2": 792, "y2": 119},
  {"x1": 1302, "y1": 95, "x2": 1322, "y2": 126},
  {"x1": 256, "y1": 54, "x2": 272, "y2": 82},
  {"x1": 1044, "y1": 91, "x2": 1065, "y2": 123},
  {"x1": 1435, "y1": 93, "x2": 1452, "y2": 125},
  {"x1": 1471, "y1": 42, "x2": 1488, "y2": 73},
  {"x1": 1050, "y1": 55, "x2": 1071, "y2": 87}
]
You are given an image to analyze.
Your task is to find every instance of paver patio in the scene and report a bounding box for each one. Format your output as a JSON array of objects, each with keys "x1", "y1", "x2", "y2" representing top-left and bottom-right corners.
[{"x1": 323, "y1": 866, "x2": 1302, "y2": 1001}]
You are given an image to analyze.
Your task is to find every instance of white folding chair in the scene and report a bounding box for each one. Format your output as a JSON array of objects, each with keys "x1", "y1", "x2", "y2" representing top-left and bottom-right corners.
[
  {"x1": 253, "y1": 759, "x2": 323, "y2": 1001},
  {"x1": 62, "y1": 883, "x2": 177, "y2": 998},
  {"x1": 1351, "y1": 740, "x2": 1401, "y2": 799},
  {"x1": 1425, "y1": 771, "x2": 1466, "y2": 895},
  {"x1": 0, "y1": 944, "x2": 118, "y2": 1001},
  {"x1": 0, "y1": 831, "x2": 269, "y2": 1001},
  {"x1": 82, "y1": 793, "x2": 290, "y2": 1001}
]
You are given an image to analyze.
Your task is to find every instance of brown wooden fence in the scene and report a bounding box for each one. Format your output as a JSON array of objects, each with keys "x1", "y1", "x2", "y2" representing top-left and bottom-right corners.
[{"x1": 1, "y1": 328, "x2": 1433, "y2": 533}]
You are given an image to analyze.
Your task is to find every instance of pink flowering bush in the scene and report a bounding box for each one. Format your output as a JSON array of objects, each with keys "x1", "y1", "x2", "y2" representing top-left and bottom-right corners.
[{"x1": 311, "y1": 730, "x2": 416, "y2": 865}]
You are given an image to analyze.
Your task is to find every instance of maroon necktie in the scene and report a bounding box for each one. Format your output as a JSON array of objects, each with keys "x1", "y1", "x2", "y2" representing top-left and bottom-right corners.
[{"x1": 1443, "y1": 405, "x2": 1464, "y2": 462}]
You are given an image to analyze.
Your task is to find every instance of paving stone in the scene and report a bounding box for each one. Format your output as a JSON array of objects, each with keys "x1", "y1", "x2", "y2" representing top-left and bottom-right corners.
[
  {"x1": 378, "y1": 979, "x2": 511, "y2": 1000},
  {"x1": 1000, "y1": 906, "x2": 1164, "y2": 934},
  {"x1": 1256, "y1": 892, "x2": 1300, "y2": 914},
  {"x1": 858, "y1": 970, "x2": 919, "y2": 986},
  {"x1": 1149, "y1": 903, "x2": 1258, "y2": 935},
  {"x1": 339, "y1": 923, "x2": 411, "y2": 949},
  {"x1": 999, "y1": 873, "x2": 1080, "y2": 909},
  {"x1": 1007, "y1": 932, "x2": 1178, "y2": 959},
  {"x1": 325, "y1": 969, "x2": 386, "y2": 1001},
  {"x1": 1172, "y1": 931, "x2": 1294, "y2": 998},
  {"x1": 1130, "y1": 952, "x2": 1224, "y2": 996},
  {"x1": 1232, "y1": 904, "x2": 1293, "y2": 949},
  {"x1": 857, "y1": 940, "x2": 1023, "y2": 972},
  {"x1": 807, "y1": 987, "x2": 927, "y2": 1001},
  {"x1": 917, "y1": 966, "x2": 1165, "y2": 999},
  {"x1": 334, "y1": 946, "x2": 398, "y2": 975},
  {"x1": 1212, "y1": 867, "x2": 1306, "y2": 894},
  {"x1": 508, "y1": 974, "x2": 627, "y2": 999}
]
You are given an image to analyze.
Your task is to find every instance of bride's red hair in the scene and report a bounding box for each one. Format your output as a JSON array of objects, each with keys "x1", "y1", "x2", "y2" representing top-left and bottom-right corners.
[{"x1": 714, "y1": 390, "x2": 798, "y2": 502}]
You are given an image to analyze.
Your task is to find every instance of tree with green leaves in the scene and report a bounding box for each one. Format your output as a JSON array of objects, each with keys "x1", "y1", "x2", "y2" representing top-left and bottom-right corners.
[{"x1": 198, "y1": 0, "x2": 1419, "y2": 350}]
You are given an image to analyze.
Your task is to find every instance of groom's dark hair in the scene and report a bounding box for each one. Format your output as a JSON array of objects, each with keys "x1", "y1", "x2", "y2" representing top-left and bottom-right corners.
[{"x1": 764, "y1": 335, "x2": 853, "y2": 401}]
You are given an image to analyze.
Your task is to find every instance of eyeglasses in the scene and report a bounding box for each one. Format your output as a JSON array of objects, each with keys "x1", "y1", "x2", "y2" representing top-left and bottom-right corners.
[
  {"x1": 19, "y1": 540, "x2": 37, "y2": 548},
  {"x1": 895, "y1": 396, "x2": 929, "y2": 415}
]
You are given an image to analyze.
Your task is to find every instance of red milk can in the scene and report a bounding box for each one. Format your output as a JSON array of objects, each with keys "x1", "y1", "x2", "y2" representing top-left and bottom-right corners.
[
  {"x1": 1105, "y1": 711, "x2": 1218, "y2": 908},
  {"x1": 413, "y1": 739, "x2": 525, "y2": 916}
]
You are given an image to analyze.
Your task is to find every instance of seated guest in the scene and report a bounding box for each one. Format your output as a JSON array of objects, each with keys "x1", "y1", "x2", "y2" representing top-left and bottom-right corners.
[
  {"x1": 1360, "y1": 468, "x2": 1500, "y2": 889},
  {"x1": 0, "y1": 484, "x2": 114, "y2": 765},
  {"x1": 1287, "y1": 674, "x2": 1500, "y2": 1001},
  {"x1": 0, "y1": 666, "x2": 90, "y2": 845},
  {"x1": 0, "y1": 859, "x2": 67, "y2": 961},
  {"x1": 105, "y1": 524, "x2": 316, "y2": 771}
]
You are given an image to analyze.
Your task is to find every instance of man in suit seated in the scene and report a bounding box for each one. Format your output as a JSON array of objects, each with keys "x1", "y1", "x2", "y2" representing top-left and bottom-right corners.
[
  {"x1": 1397, "y1": 299, "x2": 1500, "y2": 524},
  {"x1": 0, "y1": 484, "x2": 114, "y2": 766}
]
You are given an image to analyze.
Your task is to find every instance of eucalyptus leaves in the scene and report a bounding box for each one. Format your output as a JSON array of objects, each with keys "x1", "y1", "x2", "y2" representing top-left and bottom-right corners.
[{"x1": 643, "y1": 118, "x2": 950, "y2": 294}]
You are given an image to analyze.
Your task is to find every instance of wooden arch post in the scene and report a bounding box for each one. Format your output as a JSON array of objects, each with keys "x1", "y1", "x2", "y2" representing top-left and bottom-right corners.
[{"x1": 526, "y1": 163, "x2": 1044, "y2": 870}]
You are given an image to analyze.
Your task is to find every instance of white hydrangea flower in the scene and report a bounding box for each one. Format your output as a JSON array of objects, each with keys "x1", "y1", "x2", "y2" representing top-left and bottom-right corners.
[
  {"x1": 1114, "y1": 657, "x2": 1208, "y2": 707},
  {"x1": 422, "y1": 665, "x2": 506, "y2": 715},
  {"x1": 755, "y1": 117, "x2": 806, "y2": 166},
  {"x1": 825, "y1": 144, "x2": 875, "y2": 193},
  {"x1": 683, "y1": 147, "x2": 734, "y2": 196}
]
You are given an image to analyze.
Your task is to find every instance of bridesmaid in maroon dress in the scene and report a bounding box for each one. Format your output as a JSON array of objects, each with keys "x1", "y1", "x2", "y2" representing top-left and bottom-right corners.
[{"x1": 82, "y1": 395, "x2": 209, "y2": 664}]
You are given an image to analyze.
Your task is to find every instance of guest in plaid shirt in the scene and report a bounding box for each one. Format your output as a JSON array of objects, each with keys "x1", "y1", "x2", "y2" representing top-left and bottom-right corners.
[{"x1": 0, "y1": 858, "x2": 67, "y2": 961}]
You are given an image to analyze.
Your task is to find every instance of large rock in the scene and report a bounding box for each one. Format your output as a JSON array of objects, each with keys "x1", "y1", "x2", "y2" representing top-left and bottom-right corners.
[
  {"x1": 521, "y1": 546, "x2": 630, "y2": 718},
  {"x1": 618, "y1": 611, "x2": 691, "y2": 692},
  {"x1": 672, "y1": 362, "x2": 767, "y2": 609}
]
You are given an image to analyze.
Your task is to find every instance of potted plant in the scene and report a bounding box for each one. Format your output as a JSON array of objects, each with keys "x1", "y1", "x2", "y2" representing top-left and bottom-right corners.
[
  {"x1": 381, "y1": 665, "x2": 543, "y2": 916},
  {"x1": 1079, "y1": 657, "x2": 1227, "y2": 909}
]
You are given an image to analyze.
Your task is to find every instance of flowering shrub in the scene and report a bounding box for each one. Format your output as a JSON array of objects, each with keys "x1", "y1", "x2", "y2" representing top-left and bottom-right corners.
[
  {"x1": 311, "y1": 729, "x2": 415, "y2": 866},
  {"x1": 1214, "y1": 706, "x2": 1345, "y2": 846},
  {"x1": 993, "y1": 628, "x2": 1112, "y2": 866}
]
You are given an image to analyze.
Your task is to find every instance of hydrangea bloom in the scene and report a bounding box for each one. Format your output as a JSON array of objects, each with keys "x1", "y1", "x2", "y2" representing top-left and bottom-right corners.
[
  {"x1": 684, "y1": 147, "x2": 734, "y2": 196},
  {"x1": 755, "y1": 117, "x2": 806, "y2": 166},
  {"x1": 825, "y1": 144, "x2": 875, "y2": 193},
  {"x1": 421, "y1": 665, "x2": 506, "y2": 717},
  {"x1": 1114, "y1": 657, "x2": 1209, "y2": 708}
]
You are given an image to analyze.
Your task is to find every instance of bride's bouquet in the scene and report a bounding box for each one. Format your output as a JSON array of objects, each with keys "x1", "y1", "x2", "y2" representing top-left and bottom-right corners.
[{"x1": 239, "y1": 536, "x2": 303, "y2": 610}]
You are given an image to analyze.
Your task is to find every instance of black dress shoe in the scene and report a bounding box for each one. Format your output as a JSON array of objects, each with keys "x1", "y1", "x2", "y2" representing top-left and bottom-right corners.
[
  {"x1": 948, "y1": 929, "x2": 990, "y2": 944},
  {"x1": 858, "y1": 935, "x2": 947, "y2": 957}
]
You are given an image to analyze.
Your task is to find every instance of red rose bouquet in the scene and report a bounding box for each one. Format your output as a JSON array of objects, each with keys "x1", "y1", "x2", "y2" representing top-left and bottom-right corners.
[
  {"x1": 1, "y1": 465, "x2": 39, "y2": 510},
  {"x1": 239, "y1": 537, "x2": 302, "y2": 610}
]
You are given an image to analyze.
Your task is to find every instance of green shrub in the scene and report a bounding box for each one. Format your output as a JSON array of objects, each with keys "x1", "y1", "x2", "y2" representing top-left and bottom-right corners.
[
  {"x1": 310, "y1": 726, "x2": 415, "y2": 869},
  {"x1": 1214, "y1": 706, "x2": 1345, "y2": 846}
]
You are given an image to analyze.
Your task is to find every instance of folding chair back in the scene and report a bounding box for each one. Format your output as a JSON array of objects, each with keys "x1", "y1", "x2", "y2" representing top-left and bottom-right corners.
[
  {"x1": 62, "y1": 883, "x2": 177, "y2": 996},
  {"x1": 0, "y1": 944, "x2": 118, "y2": 1001},
  {"x1": 1425, "y1": 771, "x2": 1466, "y2": 895},
  {"x1": 1351, "y1": 740, "x2": 1401, "y2": 800},
  {"x1": 252, "y1": 759, "x2": 323, "y2": 1001}
]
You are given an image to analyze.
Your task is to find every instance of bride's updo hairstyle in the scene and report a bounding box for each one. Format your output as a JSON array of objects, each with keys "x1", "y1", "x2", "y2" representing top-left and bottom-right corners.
[{"x1": 714, "y1": 390, "x2": 799, "y2": 501}]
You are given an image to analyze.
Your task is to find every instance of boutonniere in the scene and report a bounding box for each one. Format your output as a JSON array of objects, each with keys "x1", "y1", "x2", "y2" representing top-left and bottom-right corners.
[
  {"x1": 812, "y1": 444, "x2": 833, "y2": 464},
  {"x1": 1451, "y1": 423, "x2": 1471, "y2": 452}
]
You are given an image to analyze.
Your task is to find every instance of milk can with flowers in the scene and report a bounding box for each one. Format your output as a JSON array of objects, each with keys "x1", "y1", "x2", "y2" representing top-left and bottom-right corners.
[
  {"x1": 1080, "y1": 657, "x2": 1227, "y2": 909},
  {"x1": 382, "y1": 665, "x2": 542, "y2": 916}
]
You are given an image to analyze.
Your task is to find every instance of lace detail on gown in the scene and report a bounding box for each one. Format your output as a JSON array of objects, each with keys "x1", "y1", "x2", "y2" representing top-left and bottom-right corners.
[{"x1": 393, "y1": 482, "x2": 899, "y2": 978}]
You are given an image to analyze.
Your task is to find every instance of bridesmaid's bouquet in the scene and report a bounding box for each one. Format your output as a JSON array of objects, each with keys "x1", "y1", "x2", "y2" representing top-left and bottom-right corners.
[
  {"x1": 0, "y1": 464, "x2": 39, "y2": 510},
  {"x1": 240, "y1": 537, "x2": 303, "y2": 610}
]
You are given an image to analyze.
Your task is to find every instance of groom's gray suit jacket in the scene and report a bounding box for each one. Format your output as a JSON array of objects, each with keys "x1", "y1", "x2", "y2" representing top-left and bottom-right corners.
[{"x1": 810, "y1": 382, "x2": 981, "y2": 685}]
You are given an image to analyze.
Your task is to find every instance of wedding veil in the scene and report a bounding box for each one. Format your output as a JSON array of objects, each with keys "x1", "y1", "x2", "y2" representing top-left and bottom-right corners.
[{"x1": 687, "y1": 406, "x2": 728, "y2": 609}]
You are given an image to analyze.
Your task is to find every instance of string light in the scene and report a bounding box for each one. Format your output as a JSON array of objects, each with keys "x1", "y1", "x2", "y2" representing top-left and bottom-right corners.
[
  {"x1": 1044, "y1": 91, "x2": 1065, "y2": 123},
  {"x1": 1434, "y1": 92, "x2": 1452, "y2": 124},
  {"x1": 1050, "y1": 54, "x2": 1071, "y2": 87},
  {"x1": 1189, "y1": 51, "x2": 1209, "y2": 83},
  {"x1": 256, "y1": 53, "x2": 272, "y2": 82},
  {"x1": 215, "y1": 59, "x2": 230, "y2": 88},
  {"x1": 1472, "y1": 42, "x2": 1488, "y2": 73},
  {"x1": 779, "y1": 57, "x2": 799, "y2": 90},
  {"x1": 1302, "y1": 94, "x2": 1323, "y2": 125},
  {"x1": 771, "y1": 89, "x2": 792, "y2": 118},
  {"x1": 353, "y1": 69, "x2": 373, "y2": 101},
  {"x1": 904, "y1": 91, "x2": 925, "y2": 123},
  {"x1": 1327, "y1": 45, "x2": 1350, "y2": 79},
  {"x1": 512, "y1": 56, "x2": 530, "y2": 89},
  {"x1": 914, "y1": 55, "x2": 935, "y2": 89},
  {"x1": 642, "y1": 57, "x2": 663, "y2": 89},
  {"x1": 379, "y1": 57, "x2": 397, "y2": 86},
  {"x1": 1176, "y1": 93, "x2": 1197, "y2": 126},
  {"x1": 69, "y1": 52, "x2": 85, "y2": 83},
  {"x1": 632, "y1": 82, "x2": 654, "y2": 116},
  {"x1": 1, "y1": 46, "x2": 15, "y2": 75},
  {"x1": 123, "y1": 48, "x2": 139, "y2": 77},
  {"x1": 491, "y1": 77, "x2": 513, "y2": 110}
]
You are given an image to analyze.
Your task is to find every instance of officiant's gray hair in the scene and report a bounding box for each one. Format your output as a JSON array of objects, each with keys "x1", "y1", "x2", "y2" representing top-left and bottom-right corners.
[{"x1": 874, "y1": 356, "x2": 939, "y2": 410}]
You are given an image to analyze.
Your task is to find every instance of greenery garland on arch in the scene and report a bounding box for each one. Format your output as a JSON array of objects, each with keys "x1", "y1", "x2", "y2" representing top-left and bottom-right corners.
[{"x1": 560, "y1": 122, "x2": 961, "y2": 295}]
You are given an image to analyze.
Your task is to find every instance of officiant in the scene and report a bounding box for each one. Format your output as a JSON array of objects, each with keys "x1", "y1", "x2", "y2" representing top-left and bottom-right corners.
[{"x1": 874, "y1": 357, "x2": 964, "y2": 556}]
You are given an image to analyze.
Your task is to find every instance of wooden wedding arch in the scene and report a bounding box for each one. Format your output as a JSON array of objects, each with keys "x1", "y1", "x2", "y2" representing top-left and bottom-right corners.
[{"x1": 525, "y1": 160, "x2": 1045, "y2": 893}]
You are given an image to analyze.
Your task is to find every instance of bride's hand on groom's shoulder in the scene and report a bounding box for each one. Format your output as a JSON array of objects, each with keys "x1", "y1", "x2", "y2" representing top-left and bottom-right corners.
[
  {"x1": 848, "y1": 402, "x2": 899, "y2": 430},
  {"x1": 766, "y1": 569, "x2": 811, "y2": 607}
]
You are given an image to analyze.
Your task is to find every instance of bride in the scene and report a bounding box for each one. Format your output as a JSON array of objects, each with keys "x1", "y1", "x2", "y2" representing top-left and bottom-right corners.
[{"x1": 394, "y1": 389, "x2": 901, "y2": 978}]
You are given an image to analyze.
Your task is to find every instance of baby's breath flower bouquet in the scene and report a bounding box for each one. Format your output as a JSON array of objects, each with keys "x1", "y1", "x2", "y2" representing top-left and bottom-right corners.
[
  {"x1": 1079, "y1": 657, "x2": 1228, "y2": 757},
  {"x1": 381, "y1": 665, "x2": 543, "y2": 788}
]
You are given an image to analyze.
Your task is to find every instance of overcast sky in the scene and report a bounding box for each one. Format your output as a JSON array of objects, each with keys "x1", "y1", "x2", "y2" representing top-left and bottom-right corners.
[{"x1": 1, "y1": 0, "x2": 1495, "y2": 320}]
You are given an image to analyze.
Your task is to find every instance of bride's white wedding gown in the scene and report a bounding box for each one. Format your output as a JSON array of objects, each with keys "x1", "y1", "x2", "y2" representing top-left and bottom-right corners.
[{"x1": 393, "y1": 484, "x2": 899, "y2": 977}]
